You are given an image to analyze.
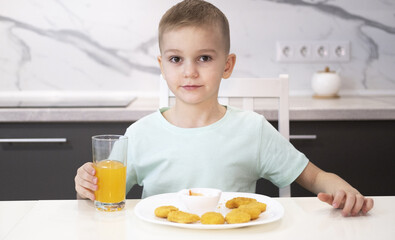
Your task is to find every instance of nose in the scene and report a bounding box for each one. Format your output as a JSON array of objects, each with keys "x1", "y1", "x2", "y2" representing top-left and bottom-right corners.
[{"x1": 183, "y1": 61, "x2": 198, "y2": 79}]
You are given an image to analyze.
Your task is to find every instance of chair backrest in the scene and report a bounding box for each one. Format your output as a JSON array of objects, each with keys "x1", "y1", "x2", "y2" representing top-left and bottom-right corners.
[{"x1": 159, "y1": 75, "x2": 291, "y2": 197}]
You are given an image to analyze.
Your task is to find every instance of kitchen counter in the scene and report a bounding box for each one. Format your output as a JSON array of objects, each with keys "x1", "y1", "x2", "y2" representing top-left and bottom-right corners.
[{"x1": 0, "y1": 96, "x2": 394, "y2": 122}]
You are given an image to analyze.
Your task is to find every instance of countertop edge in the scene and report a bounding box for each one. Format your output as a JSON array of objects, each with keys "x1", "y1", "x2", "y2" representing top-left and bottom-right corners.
[
  {"x1": 1, "y1": 109, "x2": 395, "y2": 122},
  {"x1": 1, "y1": 96, "x2": 394, "y2": 122}
]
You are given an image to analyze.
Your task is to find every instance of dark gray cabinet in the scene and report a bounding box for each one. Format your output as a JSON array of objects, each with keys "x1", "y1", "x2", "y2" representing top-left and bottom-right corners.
[
  {"x1": 257, "y1": 120, "x2": 395, "y2": 197},
  {"x1": 290, "y1": 120, "x2": 395, "y2": 197},
  {"x1": 0, "y1": 122, "x2": 142, "y2": 200},
  {"x1": 1, "y1": 120, "x2": 394, "y2": 200}
]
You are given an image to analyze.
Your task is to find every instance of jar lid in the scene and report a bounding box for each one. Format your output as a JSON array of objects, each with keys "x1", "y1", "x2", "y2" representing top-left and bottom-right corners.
[{"x1": 318, "y1": 67, "x2": 336, "y2": 73}]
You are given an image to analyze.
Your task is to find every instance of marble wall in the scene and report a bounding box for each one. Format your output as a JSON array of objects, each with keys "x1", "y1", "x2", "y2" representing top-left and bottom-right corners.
[{"x1": 1, "y1": 0, "x2": 394, "y2": 96}]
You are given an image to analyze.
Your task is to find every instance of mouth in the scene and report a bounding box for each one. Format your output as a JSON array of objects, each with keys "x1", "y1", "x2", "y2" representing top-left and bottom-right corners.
[{"x1": 181, "y1": 85, "x2": 203, "y2": 90}]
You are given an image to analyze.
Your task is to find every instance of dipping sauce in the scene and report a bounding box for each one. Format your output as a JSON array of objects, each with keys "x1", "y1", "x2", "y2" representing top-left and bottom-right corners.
[{"x1": 189, "y1": 189, "x2": 203, "y2": 196}]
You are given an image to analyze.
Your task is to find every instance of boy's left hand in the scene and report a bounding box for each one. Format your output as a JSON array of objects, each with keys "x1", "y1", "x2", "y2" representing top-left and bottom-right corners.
[{"x1": 317, "y1": 191, "x2": 374, "y2": 216}]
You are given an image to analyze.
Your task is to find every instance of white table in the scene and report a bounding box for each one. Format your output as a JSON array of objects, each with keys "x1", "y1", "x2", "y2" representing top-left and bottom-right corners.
[{"x1": 1, "y1": 197, "x2": 394, "y2": 240}]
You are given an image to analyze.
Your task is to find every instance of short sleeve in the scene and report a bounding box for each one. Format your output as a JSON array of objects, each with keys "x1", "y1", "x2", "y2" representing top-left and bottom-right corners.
[{"x1": 258, "y1": 119, "x2": 309, "y2": 188}]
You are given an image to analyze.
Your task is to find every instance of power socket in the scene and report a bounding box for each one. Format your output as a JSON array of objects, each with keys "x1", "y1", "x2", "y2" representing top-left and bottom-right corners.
[
  {"x1": 276, "y1": 41, "x2": 350, "y2": 62},
  {"x1": 330, "y1": 41, "x2": 350, "y2": 61}
]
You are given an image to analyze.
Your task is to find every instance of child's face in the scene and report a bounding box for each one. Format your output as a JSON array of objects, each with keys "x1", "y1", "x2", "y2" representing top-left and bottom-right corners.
[{"x1": 158, "y1": 26, "x2": 236, "y2": 106}]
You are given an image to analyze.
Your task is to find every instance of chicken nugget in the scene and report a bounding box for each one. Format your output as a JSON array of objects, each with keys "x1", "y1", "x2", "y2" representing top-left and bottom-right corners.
[
  {"x1": 238, "y1": 204, "x2": 261, "y2": 220},
  {"x1": 154, "y1": 205, "x2": 178, "y2": 218},
  {"x1": 225, "y1": 197, "x2": 257, "y2": 209},
  {"x1": 167, "y1": 211, "x2": 200, "y2": 224},
  {"x1": 200, "y1": 212, "x2": 225, "y2": 225},
  {"x1": 247, "y1": 201, "x2": 267, "y2": 212},
  {"x1": 225, "y1": 209, "x2": 251, "y2": 224}
]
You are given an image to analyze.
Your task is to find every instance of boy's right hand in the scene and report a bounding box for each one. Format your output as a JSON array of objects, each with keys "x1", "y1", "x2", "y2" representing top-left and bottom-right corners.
[{"x1": 74, "y1": 162, "x2": 98, "y2": 201}]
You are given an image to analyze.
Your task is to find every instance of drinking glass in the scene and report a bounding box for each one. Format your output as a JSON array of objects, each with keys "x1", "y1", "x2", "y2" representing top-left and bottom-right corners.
[{"x1": 92, "y1": 135, "x2": 128, "y2": 211}]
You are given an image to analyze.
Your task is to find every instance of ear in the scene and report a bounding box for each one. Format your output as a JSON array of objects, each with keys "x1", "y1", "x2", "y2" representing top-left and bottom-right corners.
[
  {"x1": 157, "y1": 55, "x2": 164, "y2": 76},
  {"x1": 222, "y1": 53, "x2": 236, "y2": 79}
]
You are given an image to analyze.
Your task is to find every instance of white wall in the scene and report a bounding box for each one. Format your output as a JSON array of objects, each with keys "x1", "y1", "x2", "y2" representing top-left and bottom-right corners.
[{"x1": 0, "y1": 0, "x2": 394, "y2": 96}]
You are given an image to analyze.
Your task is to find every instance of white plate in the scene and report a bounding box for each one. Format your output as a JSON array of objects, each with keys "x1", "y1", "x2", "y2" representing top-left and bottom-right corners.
[{"x1": 134, "y1": 192, "x2": 284, "y2": 229}]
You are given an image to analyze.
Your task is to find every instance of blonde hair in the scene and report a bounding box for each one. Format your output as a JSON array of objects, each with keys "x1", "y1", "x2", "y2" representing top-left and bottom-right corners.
[{"x1": 158, "y1": 0, "x2": 230, "y2": 53}]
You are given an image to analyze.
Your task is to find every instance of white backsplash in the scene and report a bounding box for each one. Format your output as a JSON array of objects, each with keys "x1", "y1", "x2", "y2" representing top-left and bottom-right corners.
[{"x1": 0, "y1": 0, "x2": 394, "y2": 96}]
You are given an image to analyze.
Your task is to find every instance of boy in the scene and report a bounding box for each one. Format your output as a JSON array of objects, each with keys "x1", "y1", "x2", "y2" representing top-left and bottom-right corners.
[{"x1": 75, "y1": 0, "x2": 373, "y2": 217}]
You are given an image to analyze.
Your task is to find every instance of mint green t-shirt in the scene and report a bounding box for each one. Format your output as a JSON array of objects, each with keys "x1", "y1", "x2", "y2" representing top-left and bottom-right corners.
[{"x1": 125, "y1": 106, "x2": 308, "y2": 198}]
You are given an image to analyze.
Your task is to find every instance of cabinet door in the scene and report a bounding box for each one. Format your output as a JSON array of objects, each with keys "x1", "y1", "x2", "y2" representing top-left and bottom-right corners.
[
  {"x1": 290, "y1": 120, "x2": 395, "y2": 197},
  {"x1": 256, "y1": 120, "x2": 395, "y2": 197},
  {"x1": 0, "y1": 122, "x2": 143, "y2": 200}
]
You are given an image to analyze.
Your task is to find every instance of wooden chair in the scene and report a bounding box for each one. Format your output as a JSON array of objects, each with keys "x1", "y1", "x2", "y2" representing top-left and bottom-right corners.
[{"x1": 159, "y1": 75, "x2": 291, "y2": 197}]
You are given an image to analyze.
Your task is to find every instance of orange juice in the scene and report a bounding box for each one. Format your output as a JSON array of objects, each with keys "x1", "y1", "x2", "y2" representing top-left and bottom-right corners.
[{"x1": 94, "y1": 160, "x2": 126, "y2": 203}]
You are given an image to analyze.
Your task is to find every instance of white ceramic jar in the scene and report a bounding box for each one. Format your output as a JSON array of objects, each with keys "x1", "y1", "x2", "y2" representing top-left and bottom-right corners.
[{"x1": 311, "y1": 67, "x2": 341, "y2": 98}]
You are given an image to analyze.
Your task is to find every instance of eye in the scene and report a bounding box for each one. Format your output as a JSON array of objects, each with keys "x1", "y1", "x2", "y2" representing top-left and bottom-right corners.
[
  {"x1": 198, "y1": 55, "x2": 212, "y2": 62},
  {"x1": 169, "y1": 56, "x2": 181, "y2": 63}
]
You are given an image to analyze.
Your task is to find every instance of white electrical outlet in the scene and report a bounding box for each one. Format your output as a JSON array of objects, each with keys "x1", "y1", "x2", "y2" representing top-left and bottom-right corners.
[
  {"x1": 312, "y1": 42, "x2": 330, "y2": 61},
  {"x1": 276, "y1": 41, "x2": 350, "y2": 62},
  {"x1": 329, "y1": 41, "x2": 350, "y2": 61},
  {"x1": 276, "y1": 42, "x2": 294, "y2": 61}
]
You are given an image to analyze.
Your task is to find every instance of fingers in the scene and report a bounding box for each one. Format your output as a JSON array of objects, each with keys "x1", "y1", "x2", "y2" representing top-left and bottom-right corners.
[
  {"x1": 332, "y1": 190, "x2": 346, "y2": 209},
  {"x1": 317, "y1": 192, "x2": 333, "y2": 205},
  {"x1": 362, "y1": 198, "x2": 374, "y2": 214},
  {"x1": 75, "y1": 184, "x2": 96, "y2": 201},
  {"x1": 317, "y1": 191, "x2": 346, "y2": 209},
  {"x1": 77, "y1": 175, "x2": 98, "y2": 192},
  {"x1": 341, "y1": 193, "x2": 356, "y2": 216},
  {"x1": 74, "y1": 162, "x2": 97, "y2": 201},
  {"x1": 350, "y1": 194, "x2": 365, "y2": 216},
  {"x1": 326, "y1": 190, "x2": 374, "y2": 217},
  {"x1": 79, "y1": 163, "x2": 97, "y2": 185},
  {"x1": 83, "y1": 162, "x2": 96, "y2": 176}
]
